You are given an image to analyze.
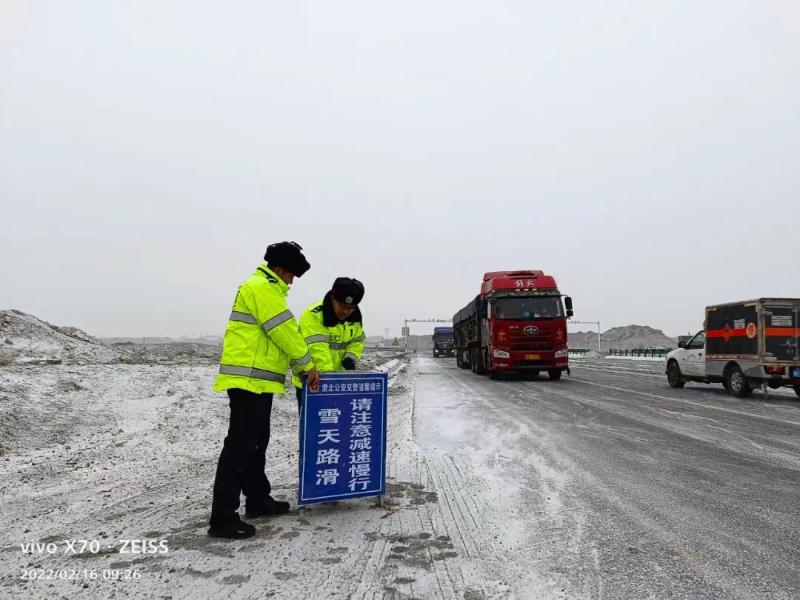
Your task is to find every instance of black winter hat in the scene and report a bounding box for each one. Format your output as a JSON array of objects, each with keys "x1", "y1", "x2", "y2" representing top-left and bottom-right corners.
[
  {"x1": 264, "y1": 241, "x2": 310, "y2": 277},
  {"x1": 331, "y1": 277, "x2": 365, "y2": 306}
]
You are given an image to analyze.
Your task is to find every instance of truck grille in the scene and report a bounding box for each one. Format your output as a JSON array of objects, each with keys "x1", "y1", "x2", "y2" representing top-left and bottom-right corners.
[
  {"x1": 510, "y1": 341, "x2": 551, "y2": 350},
  {"x1": 514, "y1": 360, "x2": 550, "y2": 368},
  {"x1": 507, "y1": 331, "x2": 554, "y2": 350}
]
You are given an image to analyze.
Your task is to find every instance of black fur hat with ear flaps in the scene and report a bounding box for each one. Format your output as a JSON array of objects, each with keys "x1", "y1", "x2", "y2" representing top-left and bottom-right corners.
[
  {"x1": 264, "y1": 241, "x2": 310, "y2": 277},
  {"x1": 331, "y1": 277, "x2": 364, "y2": 306}
]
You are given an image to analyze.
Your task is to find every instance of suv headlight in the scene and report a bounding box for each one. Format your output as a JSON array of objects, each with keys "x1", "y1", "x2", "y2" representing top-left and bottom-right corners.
[
  {"x1": 554, "y1": 348, "x2": 568, "y2": 358},
  {"x1": 492, "y1": 349, "x2": 510, "y2": 358}
]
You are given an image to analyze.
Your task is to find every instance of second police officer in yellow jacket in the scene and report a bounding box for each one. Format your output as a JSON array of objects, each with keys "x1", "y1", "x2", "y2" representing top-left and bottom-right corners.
[{"x1": 293, "y1": 277, "x2": 366, "y2": 410}]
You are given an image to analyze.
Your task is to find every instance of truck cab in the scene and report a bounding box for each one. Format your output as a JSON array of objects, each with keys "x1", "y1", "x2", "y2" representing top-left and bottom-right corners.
[
  {"x1": 453, "y1": 270, "x2": 573, "y2": 380},
  {"x1": 432, "y1": 327, "x2": 454, "y2": 357},
  {"x1": 668, "y1": 330, "x2": 706, "y2": 379},
  {"x1": 485, "y1": 295, "x2": 570, "y2": 377}
]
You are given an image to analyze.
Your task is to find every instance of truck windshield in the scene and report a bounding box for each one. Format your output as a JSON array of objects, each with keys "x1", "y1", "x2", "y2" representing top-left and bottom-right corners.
[
  {"x1": 492, "y1": 297, "x2": 563, "y2": 320},
  {"x1": 433, "y1": 328, "x2": 453, "y2": 340}
]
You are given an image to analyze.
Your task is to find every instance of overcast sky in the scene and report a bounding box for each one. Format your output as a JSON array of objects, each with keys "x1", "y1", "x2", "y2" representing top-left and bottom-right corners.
[{"x1": 1, "y1": 1, "x2": 798, "y2": 339}]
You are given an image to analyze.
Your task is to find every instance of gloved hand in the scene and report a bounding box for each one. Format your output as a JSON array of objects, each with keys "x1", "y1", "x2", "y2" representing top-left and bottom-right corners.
[{"x1": 341, "y1": 357, "x2": 356, "y2": 371}]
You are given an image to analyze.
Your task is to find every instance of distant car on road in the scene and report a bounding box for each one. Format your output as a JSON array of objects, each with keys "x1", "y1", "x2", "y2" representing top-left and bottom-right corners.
[{"x1": 666, "y1": 299, "x2": 800, "y2": 398}]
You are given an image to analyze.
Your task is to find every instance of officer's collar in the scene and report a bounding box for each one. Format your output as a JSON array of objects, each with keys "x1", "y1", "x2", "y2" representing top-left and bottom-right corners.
[{"x1": 256, "y1": 264, "x2": 289, "y2": 293}]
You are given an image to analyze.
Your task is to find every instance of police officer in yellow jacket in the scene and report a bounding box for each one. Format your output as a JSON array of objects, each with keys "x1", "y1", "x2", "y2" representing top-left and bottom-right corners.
[
  {"x1": 209, "y1": 241, "x2": 320, "y2": 539},
  {"x1": 293, "y1": 277, "x2": 366, "y2": 410}
]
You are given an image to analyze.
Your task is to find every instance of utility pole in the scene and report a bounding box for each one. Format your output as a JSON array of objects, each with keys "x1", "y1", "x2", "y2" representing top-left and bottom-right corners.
[{"x1": 568, "y1": 320, "x2": 602, "y2": 352}]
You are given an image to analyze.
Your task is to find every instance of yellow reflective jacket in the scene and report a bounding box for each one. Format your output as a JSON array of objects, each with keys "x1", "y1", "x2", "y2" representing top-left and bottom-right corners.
[
  {"x1": 214, "y1": 264, "x2": 313, "y2": 395},
  {"x1": 292, "y1": 294, "x2": 365, "y2": 389}
]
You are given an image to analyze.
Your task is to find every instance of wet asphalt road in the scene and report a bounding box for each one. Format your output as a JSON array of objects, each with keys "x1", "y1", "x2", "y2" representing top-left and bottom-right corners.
[{"x1": 413, "y1": 356, "x2": 800, "y2": 600}]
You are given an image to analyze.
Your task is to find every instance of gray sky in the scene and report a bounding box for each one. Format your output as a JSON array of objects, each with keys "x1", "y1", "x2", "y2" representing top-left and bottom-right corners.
[{"x1": 1, "y1": 1, "x2": 799, "y2": 339}]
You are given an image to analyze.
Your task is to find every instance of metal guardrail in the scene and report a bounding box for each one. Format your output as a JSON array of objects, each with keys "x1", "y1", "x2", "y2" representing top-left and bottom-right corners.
[
  {"x1": 568, "y1": 349, "x2": 592, "y2": 355},
  {"x1": 364, "y1": 346, "x2": 408, "y2": 354},
  {"x1": 607, "y1": 348, "x2": 673, "y2": 358}
]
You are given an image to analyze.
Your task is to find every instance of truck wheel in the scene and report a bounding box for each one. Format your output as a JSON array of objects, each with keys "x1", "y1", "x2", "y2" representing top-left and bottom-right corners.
[
  {"x1": 725, "y1": 366, "x2": 752, "y2": 398},
  {"x1": 548, "y1": 369, "x2": 562, "y2": 381},
  {"x1": 475, "y1": 350, "x2": 487, "y2": 375},
  {"x1": 666, "y1": 360, "x2": 685, "y2": 389}
]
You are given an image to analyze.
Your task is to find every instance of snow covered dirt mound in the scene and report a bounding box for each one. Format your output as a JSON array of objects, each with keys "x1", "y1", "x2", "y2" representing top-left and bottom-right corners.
[
  {"x1": 0, "y1": 365, "x2": 118, "y2": 455},
  {"x1": 115, "y1": 342, "x2": 220, "y2": 364},
  {"x1": 569, "y1": 324, "x2": 677, "y2": 350},
  {"x1": 0, "y1": 310, "x2": 119, "y2": 365}
]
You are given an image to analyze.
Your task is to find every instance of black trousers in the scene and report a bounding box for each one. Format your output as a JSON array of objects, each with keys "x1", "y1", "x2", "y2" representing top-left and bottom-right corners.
[
  {"x1": 295, "y1": 387, "x2": 303, "y2": 414},
  {"x1": 210, "y1": 388, "x2": 273, "y2": 527}
]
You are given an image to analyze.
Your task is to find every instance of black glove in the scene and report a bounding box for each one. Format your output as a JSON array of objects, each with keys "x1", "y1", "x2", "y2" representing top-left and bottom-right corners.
[{"x1": 341, "y1": 357, "x2": 356, "y2": 371}]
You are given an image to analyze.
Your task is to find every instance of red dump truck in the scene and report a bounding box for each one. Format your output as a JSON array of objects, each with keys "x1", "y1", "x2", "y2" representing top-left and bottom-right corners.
[{"x1": 453, "y1": 270, "x2": 573, "y2": 379}]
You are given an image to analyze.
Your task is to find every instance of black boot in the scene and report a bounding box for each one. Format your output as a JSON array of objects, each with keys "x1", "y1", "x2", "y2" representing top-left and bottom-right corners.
[
  {"x1": 207, "y1": 515, "x2": 256, "y2": 539},
  {"x1": 245, "y1": 496, "x2": 291, "y2": 518}
]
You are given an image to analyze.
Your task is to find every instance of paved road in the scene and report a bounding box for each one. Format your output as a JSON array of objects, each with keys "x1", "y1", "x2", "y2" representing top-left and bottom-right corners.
[{"x1": 412, "y1": 356, "x2": 800, "y2": 599}]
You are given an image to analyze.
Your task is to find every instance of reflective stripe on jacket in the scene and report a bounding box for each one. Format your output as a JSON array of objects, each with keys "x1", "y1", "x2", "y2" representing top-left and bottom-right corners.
[
  {"x1": 292, "y1": 299, "x2": 365, "y2": 389},
  {"x1": 213, "y1": 264, "x2": 313, "y2": 394}
]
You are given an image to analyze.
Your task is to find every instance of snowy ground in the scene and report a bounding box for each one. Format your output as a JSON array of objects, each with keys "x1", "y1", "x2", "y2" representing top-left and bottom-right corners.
[
  {"x1": 1, "y1": 351, "x2": 799, "y2": 599},
  {"x1": 0, "y1": 351, "x2": 489, "y2": 599}
]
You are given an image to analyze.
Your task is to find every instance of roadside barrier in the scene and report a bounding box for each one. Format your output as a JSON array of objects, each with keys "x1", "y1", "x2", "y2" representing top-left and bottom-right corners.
[
  {"x1": 607, "y1": 348, "x2": 672, "y2": 358},
  {"x1": 568, "y1": 349, "x2": 592, "y2": 356}
]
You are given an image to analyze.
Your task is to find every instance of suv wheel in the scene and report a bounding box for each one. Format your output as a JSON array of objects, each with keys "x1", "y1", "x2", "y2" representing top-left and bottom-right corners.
[
  {"x1": 725, "y1": 365, "x2": 752, "y2": 398},
  {"x1": 548, "y1": 369, "x2": 562, "y2": 381},
  {"x1": 667, "y1": 360, "x2": 685, "y2": 389}
]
